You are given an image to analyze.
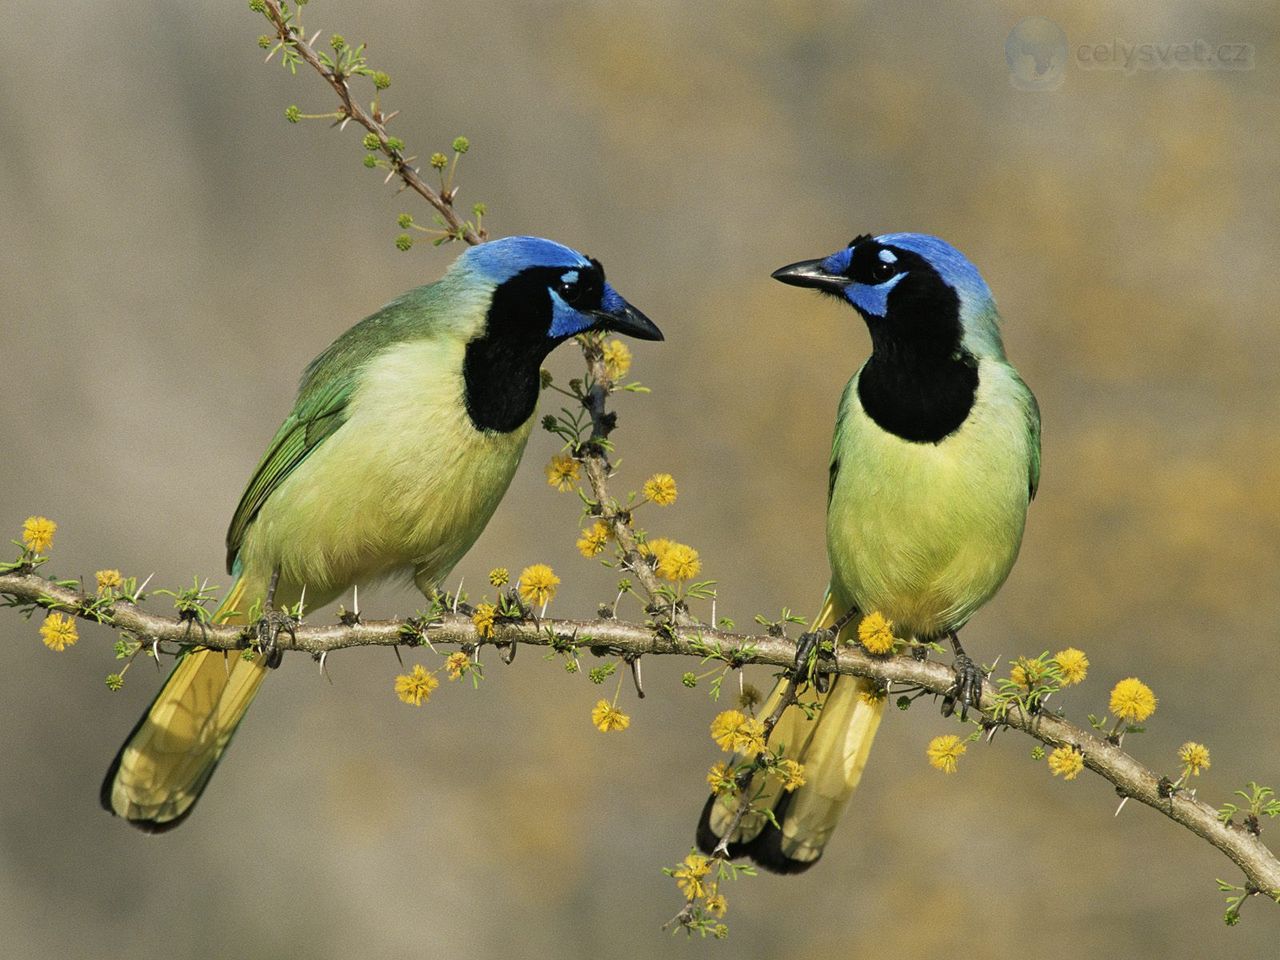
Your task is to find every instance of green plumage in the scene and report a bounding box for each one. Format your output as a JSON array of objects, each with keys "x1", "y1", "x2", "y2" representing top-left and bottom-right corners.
[{"x1": 103, "y1": 237, "x2": 660, "y2": 831}]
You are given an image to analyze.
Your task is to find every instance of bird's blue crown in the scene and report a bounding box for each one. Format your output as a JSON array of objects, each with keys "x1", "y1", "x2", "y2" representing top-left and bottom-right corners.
[{"x1": 459, "y1": 236, "x2": 593, "y2": 286}]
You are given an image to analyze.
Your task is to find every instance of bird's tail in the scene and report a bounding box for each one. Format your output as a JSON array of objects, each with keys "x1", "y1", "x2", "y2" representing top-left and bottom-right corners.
[
  {"x1": 696, "y1": 593, "x2": 885, "y2": 872},
  {"x1": 100, "y1": 577, "x2": 270, "y2": 831}
]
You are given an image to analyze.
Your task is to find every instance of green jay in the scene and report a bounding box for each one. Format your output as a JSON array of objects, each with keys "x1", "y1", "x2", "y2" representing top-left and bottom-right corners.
[
  {"x1": 102, "y1": 236, "x2": 662, "y2": 831},
  {"x1": 698, "y1": 232, "x2": 1040, "y2": 871}
]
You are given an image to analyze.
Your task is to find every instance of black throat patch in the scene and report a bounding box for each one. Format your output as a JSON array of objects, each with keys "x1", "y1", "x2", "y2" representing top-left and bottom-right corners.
[
  {"x1": 854, "y1": 247, "x2": 979, "y2": 444},
  {"x1": 462, "y1": 267, "x2": 573, "y2": 433}
]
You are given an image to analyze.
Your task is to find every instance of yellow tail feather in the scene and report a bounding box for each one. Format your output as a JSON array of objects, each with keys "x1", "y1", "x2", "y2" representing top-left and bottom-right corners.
[
  {"x1": 101, "y1": 577, "x2": 270, "y2": 831},
  {"x1": 698, "y1": 593, "x2": 885, "y2": 871}
]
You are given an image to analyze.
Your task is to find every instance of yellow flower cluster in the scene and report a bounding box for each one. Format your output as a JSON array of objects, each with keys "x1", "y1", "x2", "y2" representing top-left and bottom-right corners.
[
  {"x1": 95, "y1": 569, "x2": 123, "y2": 593},
  {"x1": 1047, "y1": 745, "x2": 1084, "y2": 780},
  {"x1": 1009, "y1": 657, "x2": 1046, "y2": 689},
  {"x1": 394, "y1": 664, "x2": 439, "y2": 706},
  {"x1": 488, "y1": 567, "x2": 509, "y2": 587},
  {"x1": 591, "y1": 698, "x2": 631, "y2": 732},
  {"x1": 857, "y1": 611, "x2": 896, "y2": 655},
  {"x1": 1053, "y1": 648, "x2": 1089, "y2": 685},
  {"x1": 602, "y1": 339, "x2": 632, "y2": 379},
  {"x1": 39, "y1": 612, "x2": 78, "y2": 651},
  {"x1": 1179, "y1": 741, "x2": 1211, "y2": 776},
  {"x1": 518, "y1": 564, "x2": 560, "y2": 607},
  {"x1": 859, "y1": 684, "x2": 888, "y2": 705},
  {"x1": 643, "y1": 473, "x2": 678, "y2": 506},
  {"x1": 777, "y1": 758, "x2": 806, "y2": 792},
  {"x1": 22, "y1": 516, "x2": 56, "y2": 553},
  {"x1": 704, "y1": 892, "x2": 728, "y2": 918},
  {"x1": 545, "y1": 454, "x2": 580, "y2": 492},
  {"x1": 710, "y1": 709, "x2": 765, "y2": 755},
  {"x1": 1109, "y1": 677, "x2": 1157, "y2": 722},
  {"x1": 576, "y1": 521, "x2": 610, "y2": 558},
  {"x1": 472, "y1": 602, "x2": 496, "y2": 639},
  {"x1": 657, "y1": 543, "x2": 701, "y2": 582},
  {"x1": 926, "y1": 734, "x2": 966, "y2": 774},
  {"x1": 706, "y1": 761, "x2": 735, "y2": 794},
  {"x1": 445, "y1": 651, "x2": 470, "y2": 681},
  {"x1": 673, "y1": 853, "x2": 711, "y2": 900}
]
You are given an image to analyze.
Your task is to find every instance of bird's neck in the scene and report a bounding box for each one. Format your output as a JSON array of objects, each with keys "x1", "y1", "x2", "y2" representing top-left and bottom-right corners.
[
  {"x1": 857, "y1": 339, "x2": 979, "y2": 444},
  {"x1": 461, "y1": 335, "x2": 544, "y2": 434}
]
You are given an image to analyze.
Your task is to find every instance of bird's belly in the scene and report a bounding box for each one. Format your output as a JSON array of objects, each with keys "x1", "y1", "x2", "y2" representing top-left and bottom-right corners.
[
  {"x1": 828, "y1": 413, "x2": 1030, "y2": 639},
  {"x1": 238, "y1": 400, "x2": 532, "y2": 608}
]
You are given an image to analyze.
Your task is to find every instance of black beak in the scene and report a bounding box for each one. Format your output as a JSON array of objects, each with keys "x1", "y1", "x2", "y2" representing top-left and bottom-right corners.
[
  {"x1": 592, "y1": 302, "x2": 664, "y2": 341},
  {"x1": 771, "y1": 258, "x2": 847, "y2": 294}
]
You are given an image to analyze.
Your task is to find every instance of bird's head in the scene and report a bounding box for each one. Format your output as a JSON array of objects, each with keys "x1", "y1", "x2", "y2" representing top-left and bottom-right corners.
[
  {"x1": 456, "y1": 236, "x2": 662, "y2": 351},
  {"x1": 771, "y1": 233, "x2": 1003, "y2": 359}
]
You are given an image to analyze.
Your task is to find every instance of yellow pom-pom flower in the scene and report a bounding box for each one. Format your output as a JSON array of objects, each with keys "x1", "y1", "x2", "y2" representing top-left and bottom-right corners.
[
  {"x1": 709, "y1": 709, "x2": 765, "y2": 755},
  {"x1": 518, "y1": 564, "x2": 560, "y2": 607},
  {"x1": 445, "y1": 651, "x2": 470, "y2": 681},
  {"x1": 1047, "y1": 745, "x2": 1084, "y2": 780},
  {"x1": 1010, "y1": 657, "x2": 1047, "y2": 689},
  {"x1": 704, "y1": 892, "x2": 728, "y2": 918},
  {"x1": 472, "y1": 602, "x2": 496, "y2": 639},
  {"x1": 22, "y1": 516, "x2": 56, "y2": 553},
  {"x1": 926, "y1": 734, "x2": 966, "y2": 774},
  {"x1": 657, "y1": 543, "x2": 701, "y2": 582},
  {"x1": 576, "y1": 521, "x2": 610, "y2": 558},
  {"x1": 1053, "y1": 648, "x2": 1089, "y2": 685},
  {"x1": 706, "y1": 761, "x2": 735, "y2": 794},
  {"x1": 394, "y1": 664, "x2": 439, "y2": 706},
  {"x1": 859, "y1": 684, "x2": 888, "y2": 705},
  {"x1": 640, "y1": 537, "x2": 675, "y2": 562},
  {"x1": 602, "y1": 339, "x2": 632, "y2": 379},
  {"x1": 591, "y1": 698, "x2": 631, "y2": 732},
  {"x1": 1179, "y1": 741, "x2": 1211, "y2": 776},
  {"x1": 545, "y1": 454, "x2": 580, "y2": 492},
  {"x1": 710, "y1": 710, "x2": 746, "y2": 751},
  {"x1": 857, "y1": 611, "x2": 896, "y2": 655},
  {"x1": 672, "y1": 853, "x2": 711, "y2": 900},
  {"x1": 39, "y1": 612, "x2": 78, "y2": 651},
  {"x1": 95, "y1": 569, "x2": 123, "y2": 593},
  {"x1": 1109, "y1": 677, "x2": 1157, "y2": 722},
  {"x1": 777, "y1": 758, "x2": 806, "y2": 792},
  {"x1": 643, "y1": 473, "x2": 678, "y2": 506},
  {"x1": 488, "y1": 567, "x2": 509, "y2": 587}
]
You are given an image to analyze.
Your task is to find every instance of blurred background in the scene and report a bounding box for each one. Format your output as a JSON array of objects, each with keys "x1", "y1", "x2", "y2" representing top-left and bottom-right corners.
[{"x1": 2, "y1": 0, "x2": 1278, "y2": 956}]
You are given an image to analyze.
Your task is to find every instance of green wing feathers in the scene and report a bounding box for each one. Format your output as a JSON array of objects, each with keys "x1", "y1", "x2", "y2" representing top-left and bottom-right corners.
[{"x1": 224, "y1": 356, "x2": 358, "y2": 573}]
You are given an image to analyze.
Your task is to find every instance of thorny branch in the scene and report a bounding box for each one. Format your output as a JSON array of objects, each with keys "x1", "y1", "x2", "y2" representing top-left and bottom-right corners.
[
  {"x1": 261, "y1": 0, "x2": 484, "y2": 245},
  {"x1": 4, "y1": 567, "x2": 1280, "y2": 905},
  {"x1": 10, "y1": 0, "x2": 1267, "y2": 927}
]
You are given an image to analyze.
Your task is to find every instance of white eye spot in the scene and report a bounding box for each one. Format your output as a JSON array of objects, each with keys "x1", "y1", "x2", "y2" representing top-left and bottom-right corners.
[
  {"x1": 877, "y1": 249, "x2": 898, "y2": 265},
  {"x1": 559, "y1": 270, "x2": 580, "y2": 285}
]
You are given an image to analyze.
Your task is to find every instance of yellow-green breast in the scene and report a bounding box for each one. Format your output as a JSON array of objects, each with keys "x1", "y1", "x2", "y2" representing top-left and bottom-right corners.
[{"x1": 827, "y1": 358, "x2": 1035, "y2": 638}]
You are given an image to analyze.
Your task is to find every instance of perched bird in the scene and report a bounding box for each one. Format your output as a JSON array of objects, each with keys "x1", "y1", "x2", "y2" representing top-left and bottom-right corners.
[
  {"x1": 102, "y1": 236, "x2": 662, "y2": 831},
  {"x1": 698, "y1": 232, "x2": 1039, "y2": 871}
]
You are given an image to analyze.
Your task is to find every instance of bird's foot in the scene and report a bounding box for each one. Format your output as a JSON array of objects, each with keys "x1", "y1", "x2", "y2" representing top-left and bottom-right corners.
[
  {"x1": 941, "y1": 654, "x2": 984, "y2": 720},
  {"x1": 793, "y1": 628, "x2": 836, "y2": 691},
  {"x1": 252, "y1": 605, "x2": 298, "y2": 669}
]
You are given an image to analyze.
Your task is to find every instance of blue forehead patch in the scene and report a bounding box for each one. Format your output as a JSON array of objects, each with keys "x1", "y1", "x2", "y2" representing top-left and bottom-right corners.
[{"x1": 461, "y1": 236, "x2": 592, "y2": 285}]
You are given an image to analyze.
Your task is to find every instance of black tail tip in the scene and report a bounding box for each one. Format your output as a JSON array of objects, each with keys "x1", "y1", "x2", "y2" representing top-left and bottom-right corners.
[{"x1": 695, "y1": 793, "x2": 820, "y2": 875}]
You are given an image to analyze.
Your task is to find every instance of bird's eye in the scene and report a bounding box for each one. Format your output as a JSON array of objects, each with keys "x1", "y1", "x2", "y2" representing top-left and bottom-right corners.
[
  {"x1": 870, "y1": 261, "x2": 897, "y2": 283},
  {"x1": 557, "y1": 277, "x2": 583, "y2": 305}
]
